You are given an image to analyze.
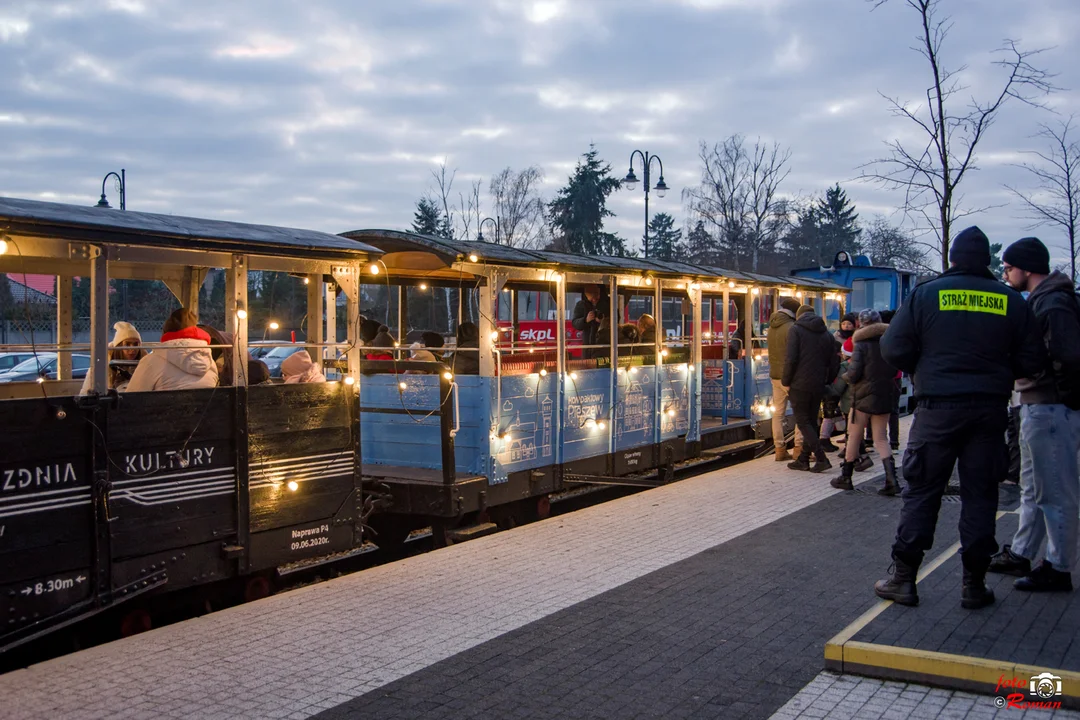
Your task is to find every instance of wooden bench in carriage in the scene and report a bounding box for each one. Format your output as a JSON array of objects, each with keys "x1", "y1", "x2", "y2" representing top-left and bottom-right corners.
[{"x1": 0, "y1": 196, "x2": 381, "y2": 651}]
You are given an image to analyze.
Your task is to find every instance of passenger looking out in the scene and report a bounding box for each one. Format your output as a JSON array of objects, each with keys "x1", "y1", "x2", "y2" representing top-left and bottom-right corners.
[
  {"x1": 359, "y1": 317, "x2": 382, "y2": 346},
  {"x1": 126, "y1": 308, "x2": 219, "y2": 392},
  {"x1": 281, "y1": 350, "x2": 326, "y2": 384},
  {"x1": 637, "y1": 313, "x2": 656, "y2": 346},
  {"x1": 571, "y1": 284, "x2": 608, "y2": 359},
  {"x1": 79, "y1": 321, "x2": 146, "y2": 395}
]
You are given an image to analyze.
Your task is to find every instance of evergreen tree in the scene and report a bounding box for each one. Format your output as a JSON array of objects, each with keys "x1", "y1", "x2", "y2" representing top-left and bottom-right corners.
[
  {"x1": 684, "y1": 220, "x2": 717, "y2": 265},
  {"x1": 412, "y1": 197, "x2": 444, "y2": 236},
  {"x1": 647, "y1": 212, "x2": 682, "y2": 261},
  {"x1": 0, "y1": 273, "x2": 14, "y2": 320},
  {"x1": 548, "y1": 145, "x2": 624, "y2": 256},
  {"x1": 989, "y1": 243, "x2": 1005, "y2": 277},
  {"x1": 814, "y1": 184, "x2": 861, "y2": 261}
]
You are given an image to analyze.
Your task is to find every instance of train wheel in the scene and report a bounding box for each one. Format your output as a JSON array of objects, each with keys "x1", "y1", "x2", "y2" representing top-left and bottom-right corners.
[
  {"x1": 119, "y1": 608, "x2": 152, "y2": 638},
  {"x1": 244, "y1": 575, "x2": 273, "y2": 603}
]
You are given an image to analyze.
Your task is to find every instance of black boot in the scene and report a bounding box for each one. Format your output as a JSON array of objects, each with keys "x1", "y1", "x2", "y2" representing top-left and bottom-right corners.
[
  {"x1": 874, "y1": 554, "x2": 919, "y2": 605},
  {"x1": 787, "y1": 452, "x2": 812, "y2": 471},
  {"x1": 830, "y1": 461, "x2": 854, "y2": 490},
  {"x1": 819, "y1": 438, "x2": 839, "y2": 453},
  {"x1": 854, "y1": 454, "x2": 874, "y2": 472},
  {"x1": 961, "y1": 568, "x2": 996, "y2": 609},
  {"x1": 1014, "y1": 560, "x2": 1074, "y2": 592},
  {"x1": 878, "y1": 456, "x2": 899, "y2": 496}
]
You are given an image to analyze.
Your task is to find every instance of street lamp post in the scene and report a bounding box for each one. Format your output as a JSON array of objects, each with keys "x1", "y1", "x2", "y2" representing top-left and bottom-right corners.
[
  {"x1": 622, "y1": 151, "x2": 668, "y2": 259},
  {"x1": 96, "y1": 169, "x2": 126, "y2": 210},
  {"x1": 477, "y1": 216, "x2": 501, "y2": 245}
]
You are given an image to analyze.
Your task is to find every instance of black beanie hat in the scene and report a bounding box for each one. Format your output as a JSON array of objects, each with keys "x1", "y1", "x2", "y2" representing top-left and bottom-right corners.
[
  {"x1": 949, "y1": 226, "x2": 992, "y2": 269},
  {"x1": 1003, "y1": 237, "x2": 1050, "y2": 275},
  {"x1": 780, "y1": 297, "x2": 801, "y2": 314}
]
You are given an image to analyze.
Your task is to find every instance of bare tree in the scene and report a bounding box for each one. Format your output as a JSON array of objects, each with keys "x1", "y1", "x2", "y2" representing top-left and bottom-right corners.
[
  {"x1": 455, "y1": 179, "x2": 483, "y2": 242},
  {"x1": 1005, "y1": 117, "x2": 1080, "y2": 282},
  {"x1": 431, "y1": 162, "x2": 458, "y2": 238},
  {"x1": 683, "y1": 135, "x2": 791, "y2": 272},
  {"x1": 489, "y1": 166, "x2": 548, "y2": 248},
  {"x1": 861, "y1": 0, "x2": 1056, "y2": 271},
  {"x1": 862, "y1": 216, "x2": 933, "y2": 272}
]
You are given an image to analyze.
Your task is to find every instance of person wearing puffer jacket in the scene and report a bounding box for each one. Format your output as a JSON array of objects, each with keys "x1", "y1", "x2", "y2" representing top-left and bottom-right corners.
[
  {"x1": 281, "y1": 350, "x2": 326, "y2": 384},
  {"x1": 126, "y1": 308, "x2": 219, "y2": 392},
  {"x1": 831, "y1": 309, "x2": 900, "y2": 495}
]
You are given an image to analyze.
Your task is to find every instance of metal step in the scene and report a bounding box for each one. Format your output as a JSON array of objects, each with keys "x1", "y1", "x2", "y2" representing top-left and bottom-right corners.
[
  {"x1": 447, "y1": 522, "x2": 498, "y2": 543},
  {"x1": 701, "y1": 439, "x2": 764, "y2": 458}
]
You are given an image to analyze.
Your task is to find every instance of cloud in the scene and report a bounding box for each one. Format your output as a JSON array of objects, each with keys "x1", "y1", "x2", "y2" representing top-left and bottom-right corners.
[{"x1": 0, "y1": 0, "x2": 1076, "y2": 263}]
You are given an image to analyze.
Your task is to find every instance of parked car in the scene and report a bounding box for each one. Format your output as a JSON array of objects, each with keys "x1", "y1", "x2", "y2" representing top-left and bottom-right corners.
[
  {"x1": 0, "y1": 353, "x2": 91, "y2": 382},
  {"x1": 248, "y1": 341, "x2": 276, "y2": 359},
  {"x1": 0, "y1": 352, "x2": 38, "y2": 373},
  {"x1": 260, "y1": 344, "x2": 303, "y2": 379}
]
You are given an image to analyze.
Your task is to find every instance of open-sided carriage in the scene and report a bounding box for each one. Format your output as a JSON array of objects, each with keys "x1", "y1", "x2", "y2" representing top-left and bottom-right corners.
[{"x1": 0, "y1": 197, "x2": 379, "y2": 650}]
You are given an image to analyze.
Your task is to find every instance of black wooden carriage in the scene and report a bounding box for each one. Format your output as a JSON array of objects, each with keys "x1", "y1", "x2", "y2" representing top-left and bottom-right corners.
[{"x1": 0, "y1": 197, "x2": 378, "y2": 650}]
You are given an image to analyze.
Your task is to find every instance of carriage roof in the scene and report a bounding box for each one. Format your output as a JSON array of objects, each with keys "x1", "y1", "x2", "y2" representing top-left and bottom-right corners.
[
  {"x1": 340, "y1": 229, "x2": 846, "y2": 292},
  {"x1": 0, "y1": 196, "x2": 381, "y2": 261}
]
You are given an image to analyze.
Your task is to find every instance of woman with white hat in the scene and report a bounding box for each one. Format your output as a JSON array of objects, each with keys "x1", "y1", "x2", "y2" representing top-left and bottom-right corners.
[{"x1": 79, "y1": 321, "x2": 146, "y2": 395}]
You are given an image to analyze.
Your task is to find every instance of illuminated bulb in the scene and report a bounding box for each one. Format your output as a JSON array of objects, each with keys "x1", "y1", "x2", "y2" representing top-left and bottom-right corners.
[
  {"x1": 550, "y1": 272, "x2": 561, "y2": 282},
  {"x1": 569, "y1": 371, "x2": 577, "y2": 380},
  {"x1": 751, "y1": 288, "x2": 760, "y2": 295},
  {"x1": 268, "y1": 321, "x2": 280, "y2": 330},
  {"x1": 369, "y1": 263, "x2": 380, "y2": 275},
  {"x1": 683, "y1": 363, "x2": 690, "y2": 373},
  {"x1": 768, "y1": 404, "x2": 776, "y2": 413},
  {"x1": 667, "y1": 408, "x2": 676, "y2": 418},
  {"x1": 287, "y1": 480, "x2": 299, "y2": 492},
  {"x1": 660, "y1": 349, "x2": 669, "y2": 357},
  {"x1": 469, "y1": 253, "x2": 479, "y2": 263},
  {"x1": 703, "y1": 332, "x2": 711, "y2": 338},
  {"x1": 645, "y1": 277, "x2": 653, "y2": 286},
  {"x1": 443, "y1": 371, "x2": 454, "y2": 381},
  {"x1": 419, "y1": 283, "x2": 428, "y2": 290},
  {"x1": 502, "y1": 432, "x2": 512, "y2": 442},
  {"x1": 393, "y1": 341, "x2": 400, "y2": 348},
  {"x1": 0, "y1": 238, "x2": 7, "y2": 255},
  {"x1": 677, "y1": 283, "x2": 685, "y2": 289},
  {"x1": 528, "y1": 347, "x2": 535, "y2": 354},
  {"x1": 399, "y1": 381, "x2": 407, "y2": 390},
  {"x1": 236, "y1": 308, "x2": 248, "y2": 320},
  {"x1": 344, "y1": 376, "x2": 355, "y2": 386},
  {"x1": 629, "y1": 367, "x2": 638, "y2": 375},
  {"x1": 728, "y1": 281, "x2": 735, "y2": 288},
  {"x1": 754, "y1": 354, "x2": 763, "y2": 361},
  {"x1": 598, "y1": 421, "x2": 607, "y2": 430},
  {"x1": 303, "y1": 277, "x2": 310, "y2": 285},
  {"x1": 585, "y1": 418, "x2": 597, "y2": 430},
  {"x1": 490, "y1": 331, "x2": 500, "y2": 342},
  {"x1": 796, "y1": 291, "x2": 803, "y2": 299},
  {"x1": 36, "y1": 376, "x2": 44, "y2": 384},
  {"x1": 539, "y1": 368, "x2": 547, "y2": 376}
]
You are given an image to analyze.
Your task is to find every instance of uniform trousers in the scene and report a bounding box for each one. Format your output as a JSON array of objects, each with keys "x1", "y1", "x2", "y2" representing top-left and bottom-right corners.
[{"x1": 892, "y1": 400, "x2": 1008, "y2": 572}]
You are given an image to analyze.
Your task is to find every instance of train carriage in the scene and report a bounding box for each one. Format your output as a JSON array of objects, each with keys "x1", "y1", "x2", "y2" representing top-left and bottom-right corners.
[{"x1": 0, "y1": 196, "x2": 379, "y2": 649}]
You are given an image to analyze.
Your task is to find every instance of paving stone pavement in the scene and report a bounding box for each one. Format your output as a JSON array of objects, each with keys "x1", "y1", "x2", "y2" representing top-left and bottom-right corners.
[
  {"x1": 312, "y1": 439, "x2": 958, "y2": 720},
  {"x1": 0, "y1": 420, "x2": 912, "y2": 720},
  {"x1": 770, "y1": 671, "x2": 1080, "y2": 720}
]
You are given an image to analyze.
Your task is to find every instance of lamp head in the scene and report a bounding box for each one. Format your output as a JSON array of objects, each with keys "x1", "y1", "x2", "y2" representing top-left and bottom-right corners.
[
  {"x1": 654, "y1": 176, "x2": 668, "y2": 199},
  {"x1": 623, "y1": 168, "x2": 639, "y2": 191}
]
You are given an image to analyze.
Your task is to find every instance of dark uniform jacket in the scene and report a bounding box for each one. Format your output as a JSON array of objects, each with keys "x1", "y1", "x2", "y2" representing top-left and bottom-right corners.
[
  {"x1": 782, "y1": 313, "x2": 840, "y2": 395},
  {"x1": 1015, "y1": 271, "x2": 1080, "y2": 409},
  {"x1": 880, "y1": 266, "x2": 1044, "y2": 402},
  {"x1": 846, "y1": 323, "x2": 898, "y2": 415}
]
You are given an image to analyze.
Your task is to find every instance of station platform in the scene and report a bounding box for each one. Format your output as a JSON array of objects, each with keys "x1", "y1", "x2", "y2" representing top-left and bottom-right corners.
[{"x1": 2, "y1": 415, "x2": 1078, "y2": 719}]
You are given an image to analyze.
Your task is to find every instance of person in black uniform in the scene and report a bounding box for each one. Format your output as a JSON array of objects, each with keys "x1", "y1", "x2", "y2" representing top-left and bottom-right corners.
[{"x1": 873, "y1": 226, "x2": 1045, "y2": 609}]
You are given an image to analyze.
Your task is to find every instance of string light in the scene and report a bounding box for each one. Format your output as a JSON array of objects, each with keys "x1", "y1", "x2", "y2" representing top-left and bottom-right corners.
[
  {"x1": 502, "y1": 432, "x2": 512, "y2": 442},
  {"x1": 569, "y1": 371, "x2": 577, "y2": 380},
  {"x1": 344, "y1": 376, "x2": 355, "y2": 386},
  {"x1": 287, "y1": 480, "x2": 299, "y2": 492},
  {"x1": 469, "y1": 253, "x2": 479, "y2": 263},
  {"x1": 399, "y1": 381, "x2": 407, "y2": 390},
  {"x1": 585, "y1": 418, "x2": 597, "y2": 430},
  {"x1": 597, "y1": 421, "x2": 607, "y2": 430},
  {"x1": 629, "y1": 367, "x2": 638, "y2": 375},
  {"x1": 660, "y1": 349, "x2": 669, "y2": 358},
  {"x1": 666, "y1": 408, "x2": 676, "y2": 418},
  {"x1": 539, "y1": 368, "x2": 547, "y2": 376},
  {"x1": 419, "y1": 283, "x2": 428, "y2": 290},
  {"x1": 490, "y1": 330, "x2": 500, "y2": 342},
  {"x1": 443, "y1": 371, "x2": 454, "y2": 381},
  {"x1": 268, "y1": 321, "x2": 280, "y2": 330},
  {"x1": 236, "y1": 307, "x2": 248, "y2": 320},
  {"x1": 303, "y1": 277, "x2": 310, "y2": 285},
  {"x1": 369, "y1": 263, "x2": 380, "y2": 275},
  {"x1": 645, "y1": 276, "x2": 653, "y2": 286},
  {"x1": 751, "y1": 288, "x2": 760, "y2": 295},
  {"x1": 728, "y1": 281, "x2": 735, "y2": 288}
]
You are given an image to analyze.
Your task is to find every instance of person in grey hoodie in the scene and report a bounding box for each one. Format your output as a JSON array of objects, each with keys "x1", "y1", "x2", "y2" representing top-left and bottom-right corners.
[
  {"x1": 767, "y1": 297, "x2": 803, "y2": 461},
  {"x1": 989, "y1": 237, "x2": 1080, "y2": 592}
]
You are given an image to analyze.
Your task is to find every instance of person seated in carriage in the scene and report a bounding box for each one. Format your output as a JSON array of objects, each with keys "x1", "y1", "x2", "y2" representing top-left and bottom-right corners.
[
  {"x1": 126, "y1": 308, "x2": 219, "y2": 392},
  {"x1": 78, "y1": 321, "x2": 146, "y2": 395}
]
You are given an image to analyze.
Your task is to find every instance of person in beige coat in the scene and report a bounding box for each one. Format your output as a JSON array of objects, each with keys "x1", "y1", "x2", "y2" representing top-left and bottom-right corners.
[{"x1": 126, "y1": 308, "x2": 219, "y2": 392}]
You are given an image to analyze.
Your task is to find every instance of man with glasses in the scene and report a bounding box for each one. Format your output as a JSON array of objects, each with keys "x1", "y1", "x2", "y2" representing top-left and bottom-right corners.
[
  {"x1": 989, "y1": 238, "x2": 1080, "y2": 592},
  {"x1": 873, "y1": 226, "x2": 1044, "y2": 609}
]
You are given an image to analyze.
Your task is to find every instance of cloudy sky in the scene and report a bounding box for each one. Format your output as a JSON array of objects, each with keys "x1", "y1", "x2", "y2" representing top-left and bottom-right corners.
[{"x1": 1, "y1": 0, "x2": 1078, "y2": 265}]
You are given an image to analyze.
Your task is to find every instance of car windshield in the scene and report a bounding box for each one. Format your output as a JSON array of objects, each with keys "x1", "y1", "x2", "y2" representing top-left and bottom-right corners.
[
  {"x1": 264, "y1": 345, "x2": 302, "y2": 359},
  {"x1": 9, "y1": 355, "x2": 56, "y2": 373}
]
